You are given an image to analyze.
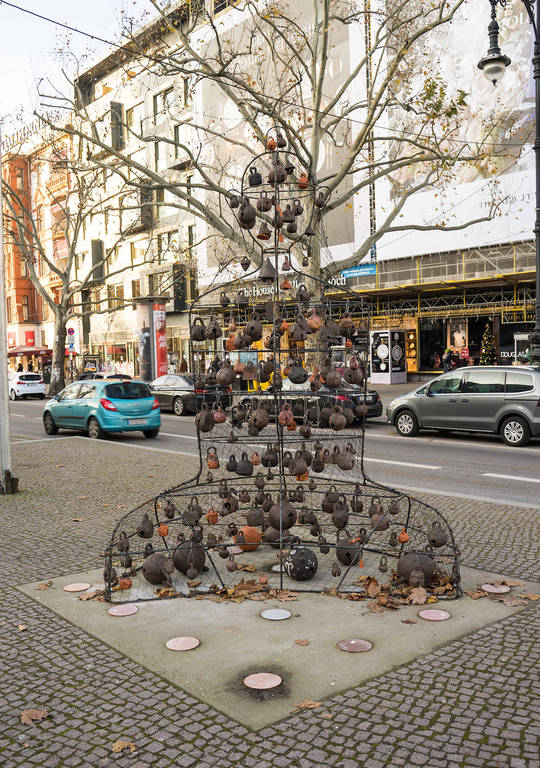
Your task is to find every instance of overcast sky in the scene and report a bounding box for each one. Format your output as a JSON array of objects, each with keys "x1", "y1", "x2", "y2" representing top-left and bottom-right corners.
[{"x1": 0, "y1": 0, "x2": 149, "y2": 133}]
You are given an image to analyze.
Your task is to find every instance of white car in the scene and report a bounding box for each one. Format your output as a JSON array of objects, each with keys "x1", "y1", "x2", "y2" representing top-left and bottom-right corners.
[{"x1": 8, "y1": 371, "x2": 46, "y2": 400}]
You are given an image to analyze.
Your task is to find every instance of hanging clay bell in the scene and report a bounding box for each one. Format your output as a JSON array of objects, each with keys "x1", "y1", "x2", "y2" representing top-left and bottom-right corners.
[
  {"x1": 388, "y1": 531, "x2": 399, "y2": 548},
  {"x1": 332, "y1": 495, "x2": 349, "y2": 530},
  {"x1": 427, "y1": 521, "x2": 448, "y2": 548},
  {"x1": 236, "y1": 452, "x2": 254, "y2": 477},
  {"x1": 137, "y1": 513, "x2": 153, "y2": 539},
  {"x1": 329, "y1": 406, "x2": 347, "y2": 431},
  {"x1": 206, "y1": 447, "x2": 219, "y2": 470},
  {"x1": 257, "y1": 193, "x2": 272, "y2": 212},
  {"x1": 226, "y1": 555, "x2": 237, "y2": 572},
  {"x1": 195, "y1": 403, "x2": 214, "y2": 433},
  {"x1": 117, "y1": 531, "x2": 130, "y2": 552},
  {"x1": 398, "y1": 528, "x2": 410, "y2": 544},
  {"x1": 240, "y1": 255, "x2": 251, "y2": 271},
  {"x1": 331, "y1": 563, "x2": 341, "y2": 577},
  {"x1": 335, "y1": 530, "x2": 361, "y2": 566},
  {"x1": 297, "y1": 172, "x2": 309, "y2": 189},
  {"x1": 378, "y1": 555, "x2": 388, "y2": 573},
  {"x1": 142, "y1": 553, "x2": 175, "y2": 586},
  {"x1": 249, "y1": 166, "x2": 262, "y2": 186}
]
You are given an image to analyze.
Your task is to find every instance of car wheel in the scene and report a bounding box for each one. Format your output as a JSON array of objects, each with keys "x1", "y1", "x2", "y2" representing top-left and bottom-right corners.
[
  {"x1": 43, "y1": 412, "x2": 58, "y2": 435},
  {"x1": 500, "y1": 416, "x2": 530, "y2": 447},
  {"x1": 9, "y1": 389, "x2": 18, "y2": 401},
  {"x1": 143, "y1": 428, "x2": 160, "y2": 439},
  {"x1": 173, "y1": 397, "x2": 185, "y2": 416},
  {"x1": 88, "y1": 417, "x2": 105, "y2": 440},
  {"x1": 395, "y1": 409, "x2": 419, "y2": 437}
]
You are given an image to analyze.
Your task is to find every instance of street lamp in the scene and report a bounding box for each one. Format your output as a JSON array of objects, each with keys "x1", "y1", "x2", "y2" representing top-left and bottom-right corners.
[{"x1": 478, "y1": 0, "x2": 540, "y2": 367}]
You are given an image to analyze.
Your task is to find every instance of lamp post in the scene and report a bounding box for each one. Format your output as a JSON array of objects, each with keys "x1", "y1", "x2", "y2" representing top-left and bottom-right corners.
[{"x1": 478, "y1": 0, "x2": 540, "y2": 367}]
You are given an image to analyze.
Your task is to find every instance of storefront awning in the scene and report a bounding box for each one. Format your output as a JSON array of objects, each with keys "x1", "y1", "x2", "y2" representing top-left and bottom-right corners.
[{"x1": 7, "y1": 346, "x2": 52, "y2": 357}]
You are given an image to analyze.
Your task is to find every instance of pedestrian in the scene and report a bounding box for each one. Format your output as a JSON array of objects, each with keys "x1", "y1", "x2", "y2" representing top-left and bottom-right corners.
[
  {"x1": 442, "y1": 348, "x2": 452, "y2": 373},
  {"x1": 179, "y1": 355, "x2": 188, "y2": 373},
  {"x1": 17, "y1": 363, "x2": 23, "y2": 372},
  {"x1": 27, "y1": 361, "x2": 34, "y2": 372}
]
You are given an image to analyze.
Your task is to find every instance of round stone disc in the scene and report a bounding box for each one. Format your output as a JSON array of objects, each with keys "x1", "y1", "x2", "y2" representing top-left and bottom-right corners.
[
  {"x1": 261, "y1": 609, "x2": 291, "y2": 621},
  {"x1": 108, "y1": 604, "x2": 138, "y2": 617},
  {"x1": 243, "y1": 673, "x2": 282, "y2": 690},
  {"x1": 228, "y1": 546, "x2": 244, "y2": 556},
  {"x1": 482, "y1": 583, "x2": 510, "y2": 594},
  {"x1": 63, "y1": 582, "x2": 92, "y2": 592},
  {"x1": 418, "y1": 609, "x2": 451, "y2": 621},
  {"x1": 337, "y1": 638, "x2": 373, "y2": 653},
  {"x1": 166, "y1": 636, "x2": 200, "y2": 651}
]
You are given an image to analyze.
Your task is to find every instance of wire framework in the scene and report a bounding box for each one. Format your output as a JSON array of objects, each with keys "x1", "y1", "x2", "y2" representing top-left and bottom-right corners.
[{"x1": 104, "y1": 129, "x2": 461, "y2": 604}]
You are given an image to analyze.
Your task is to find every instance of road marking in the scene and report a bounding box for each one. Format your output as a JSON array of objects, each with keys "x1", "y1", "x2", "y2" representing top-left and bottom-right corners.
[
  {"x1": 366, "y1": 429, "x2": 540, "y2": 453},
  {"x1": 159, "y1": 432, "x2": 197, "y2": 439},
  {"x1": 388, "y1": 482, "x2": 540, "y2": 511},
  {"x1": 364, "y1": 457, "x2": 441, "y2": 470},
  {"x1": 483, "y1": 472, "x2": 540, "y2": 484}
]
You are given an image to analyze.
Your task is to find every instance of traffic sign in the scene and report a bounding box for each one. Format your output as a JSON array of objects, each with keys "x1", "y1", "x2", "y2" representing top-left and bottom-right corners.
[{"x1": 67, "y1": 327, "x2": 75, "y2": 336}]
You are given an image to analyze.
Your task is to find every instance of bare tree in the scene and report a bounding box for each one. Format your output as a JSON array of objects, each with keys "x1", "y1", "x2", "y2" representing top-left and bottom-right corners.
[
  {"x1": 39, "y1": 0, "x2": 525, "y2": 300},
  {"x1": 2, "y1": 132, "x2": 166, "y2": 393}
]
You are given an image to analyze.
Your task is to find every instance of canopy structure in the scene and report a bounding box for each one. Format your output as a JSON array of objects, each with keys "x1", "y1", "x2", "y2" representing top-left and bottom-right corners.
[{"x1": 7, "y1": 346, "x2": 52, "y2": 357}]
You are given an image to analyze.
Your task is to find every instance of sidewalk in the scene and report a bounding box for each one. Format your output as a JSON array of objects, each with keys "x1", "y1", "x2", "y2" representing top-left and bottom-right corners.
[{"x1": 0, "y1": 438, "x2": 538, "y2": 768}]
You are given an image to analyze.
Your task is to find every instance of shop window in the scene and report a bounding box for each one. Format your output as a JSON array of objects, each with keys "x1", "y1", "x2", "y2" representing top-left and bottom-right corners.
[
  {"x1": 419, "y1": 319, "x2": 445, "y2": 370},
  {"x1": 506, "y1": 371, "x2": 534, "y2": 393},
  {"x1": 22, "y1": 295, "x2": 29, "y2": 321},
  {"x1": 464, "y1": 370, "x2": 505, "y2": 394},
  {"x1": 132, "y1": 279, "x2": 142, "y2": 299}
]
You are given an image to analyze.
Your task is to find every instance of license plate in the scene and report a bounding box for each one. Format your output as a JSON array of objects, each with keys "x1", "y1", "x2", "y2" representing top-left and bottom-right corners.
[{"x1": 127, "y1": 418, "x2": 146, "y2": 425}]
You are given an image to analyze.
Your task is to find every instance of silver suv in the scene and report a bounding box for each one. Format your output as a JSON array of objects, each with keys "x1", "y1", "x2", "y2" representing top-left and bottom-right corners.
[{"x1": 386, "y1": 366, "x2": 540, "y2": 447}]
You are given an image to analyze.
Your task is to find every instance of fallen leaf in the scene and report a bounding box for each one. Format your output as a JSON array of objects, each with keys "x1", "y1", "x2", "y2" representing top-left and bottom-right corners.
[
  {"x1": 275, "y1": 590, "x2": 297, "y2": 602},
  {"x1": 247, "y1": 594, "x2": 269, "y2": 601},
  {"x1": 79, "y1": 590, "x2": 106, "y2": 602},
  {"x1": 294, "y1": 638, "x2": 310, "y2": 646},
  {"x1": 20, "y1": 709, "x2": 49, "y2": 726},
  {"x1": 408, "y1": 587, "x2": 427, "y2": 605},
  {"x1": 112, "y1": 740, "x2": 136, "y2": 754},
  {"x1": 236, "y1": 563, "x2": 256, "y2": 573},
  {"x1": 77, "y1": 496, "x2": 88, "y2": 500},
  {"x1": 187, "y1": 579, "x2": 201, "y2": 588},
  {"x1": 320, "y1": 713, "x2": 333, "y2": 719},
  {"x1": 489, "y1": 594, "x2": 527, "y2": 607},
  {"x1": 56, "y1": 464, "x2": 64, "y2": 468},
  {"x1": 366, "y1": 578, "x2": 381, "y2": 598},
  {"x1": 291, "y1": 700, "x2": 322, "y2": 713},
  {"x1": 35, "y1": 581, "x2": 52, "y2": 591},
  {"x1": 71, "y1": 518, "x2": 85, "y2": 522},
  {"x1": 401, "y1": 618, "x2": 417, "y2": 624},
  {"x1": 518, "y1": 593, "x2": 539, "y2": 601},
  {"x1": 426, "y1": 596, "x2": 438, "y2": 604},
  {"x1": 433, "y1": 582, "x2": 454, "y2": 595},
  {"x1": 367, "y1": 601, "x2": 386, "y2": 614},
  {"x1": 465, "y1": 589, "x2": 488, "y2": 600},
  {"x1": 18, "y1": 624, "x2": 28, "y2": 631},
  {"x1": 500, "y1": 579, "x2": 525, "y2": 587}
]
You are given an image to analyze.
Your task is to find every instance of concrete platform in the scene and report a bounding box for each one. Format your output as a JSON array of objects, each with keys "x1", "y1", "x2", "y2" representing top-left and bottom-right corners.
[{"x1": 18, "y1": 566, "x2": 539, "y2": 730}]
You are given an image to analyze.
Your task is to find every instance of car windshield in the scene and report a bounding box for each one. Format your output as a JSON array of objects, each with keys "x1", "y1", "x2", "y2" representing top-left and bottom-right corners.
[{"x1": 104, "y1": 382, "x2": 151, "y2": 399}]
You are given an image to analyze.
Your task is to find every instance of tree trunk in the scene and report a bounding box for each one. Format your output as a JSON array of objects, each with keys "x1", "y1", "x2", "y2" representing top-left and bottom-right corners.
[
  {"x1": 49, "y1": 319, "x2": 67, "y2": 395},
  {"x1": 302, "y1": 220, "x2": 325, "y2": 371}
]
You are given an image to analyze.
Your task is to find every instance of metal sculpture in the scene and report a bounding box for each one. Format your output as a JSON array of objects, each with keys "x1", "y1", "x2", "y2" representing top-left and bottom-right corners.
[{"x1": 104, "y1": 128, "x2": 460, "y2": 604}]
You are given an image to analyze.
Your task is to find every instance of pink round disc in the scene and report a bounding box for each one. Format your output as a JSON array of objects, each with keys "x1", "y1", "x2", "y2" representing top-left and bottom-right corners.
[
  {"x1": 243, "y1": 673, "x2": 282, "y2": 690},
  {"x1": 165, "y1": 636, "x2": 200, "y2": 651},
  {"x1": 337, "y1": 638, "x2": 373, "y2": 653},
  {"x1": 482, "y1": 583, "x2": 510, "y2": 594},
  {"x1": 228, "y1": 546, "x2": 244, "y2": 556},
  {"x1": 108, "y1": 604, "x2": 138, "y2": 616},
  {"x1": 64, "y1": 582, "x2": 92, "y2": 592},
  {"x1": 418, "y1": 609, "x2": 451, "y2": 621}
]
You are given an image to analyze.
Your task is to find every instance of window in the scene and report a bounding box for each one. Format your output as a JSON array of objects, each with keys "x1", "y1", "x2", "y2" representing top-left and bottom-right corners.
[
  {"x1": 58, "y1": 384, "x2": 80, "y2": 401},
  {"x1": 174, "y1": 125, "x2": 181, "y2": 158},
  {"x1": 153, "y1": 87, "x2": 174, "y2": 123},
  {"x1": 182, "y1": 77, "x2": 190, "y2": 107},
  {"x1": 155, "y1": 187, "x2": 165, "y2": 217},
  {"x1": 106, "y1": 246, "x2": 120, "y2": 276},
  {"x1": 506, "y1": 372, "x2": 535, "y2": 393},
  {"x1": 126, "y1": 102, "x2": 143, "y2": 137},
  {"x1": 131, "y1": 279, "x2": 141, "y2": 299},
  {"x1": 7, "y1": 297, "x2": 12, "y2": 323},
  {"x1": 78, "y1": 383, "x2": 96, "y2": 399},
  {"x1": 104, "y1": 382, "x2": 151, "y2": 399},
  {"x1": 154, "y1": 140, "x2": 160, "y2": 171},
  {"x1": 104, "y1": 208, "x2": 110, "y2": 234},
  {"x1": 75, "y1": 252, "x2": 85, "y2": 275},
  {"x1": 15, "y1": 169, "x2": 24, "y2": 190},
  {"x1": 36, "y1": 205, "x2": 44, "y2": 234},
  {"x1": 213, "y1": 0, "x2": 238, "y2": 14},
  {"x1": 107, "y1": 283, "x2": 124, "y2": 310},
  {"x1": 110, "y1": 101, "x2": 125, "y2": 150},
  {"x1": 429, "y1": 374, "x2": 463, "y2": 395},
  {"x1": 186, "y1": 175, "x2": 192, "y2": 207},
  {"x1": 22, "y1": 295, "x2": 29, "y2": 321},
  {"x1": 464, "y1": 370, "x2": 505, "y2": 394}
]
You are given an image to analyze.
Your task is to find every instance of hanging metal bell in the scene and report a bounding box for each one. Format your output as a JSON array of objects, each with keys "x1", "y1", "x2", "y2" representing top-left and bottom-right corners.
[
  {"x1": 249, "y1": 166, "x2": 262, "y2": 186},
  {"x1": 276, "y1": 130, "x2": 287, "y2": 148},
  {"x1": 229, "y1": 193, "x2": 240, "y2": 209},
  {"x1": 282, "y1": 255, "x2": 291, "y2": 271},
  {"x1": 315, "y1": 191, "x2": 326, "y2": 208},
  {"x1": 259, "y1": 257, "x2": 276, "y2": 284},
  {"x1": 257, "y1": 194, "x2": 272, "y2": 212},
  {"x1": 240, "y1": 255, "x2": 251, "y2": 271},
  {"x1": 257, "y1": 221, "x2": 271, "y2": 241},
  {"x1": 282, "y1": 204, "x2": 295, "y2": 223},
  {"x1": 286, "y1": 220, "x2": 298, "y2": 234},
  {"x1": 302, "y1": 255, "x2": 309, "y2": 267},
  {"x1": 238, "y1": 200, "x2": 256, "y2": 229},
  {"x1": 268, "y1": 161, "x2": 287, "y2": 185},
  {"x1": 293, "y1": 198, "x2": 303, "y2": 216}
]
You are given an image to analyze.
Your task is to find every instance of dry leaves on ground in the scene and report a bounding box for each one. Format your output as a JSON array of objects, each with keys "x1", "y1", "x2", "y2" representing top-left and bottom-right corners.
[
  {"x1": 79, "y1": 590, "x2": 106, "y2": 602},
  {"x1": 401, "y1": 618, "x2": 417, "y2": 625},
  {"x1": 489, "y1": 594, "x2": 527, "y2": 607},
  {"x1": 408, "y1": 587, "x2": 428, "y2": 605},
  {"x1": 236, "y1": 563, "x2": 256, "y2": 573},
  {"x1": 35, "y1": 581, "x2": 52, "y2": 591},
  {"x1": 112, "y1": 740, "x2": 136, "y2": 754},
  {"x1": 294, "y1": 638, "x2": 310, "y2": 646},
  {"x1": 18, "y1": 624, "x2": 28, "y2": 631},
  {"x1": 500, "y1": 579, "x2": 525, "y2": 587},
  {"x1": 519, "y1": 593, "x2": 539, "y2": 600},
  {"x1": 320, "y1": 713, "x2": 333, "y2": 719},
  {"x1": 71, "y1": 517, "x2": 85, "y2": 522},
  {"x1": 366, "y1": 578, "x2": 381, "y2": 598},
  {"x1": 20, "y1": 709, "x2": 49, "y2": 726},
  {"x1": 291, "y1": 700, "x2": 322, "y2": 713},
  {"x1": 187, "y1": 579, "x2": 201, "y2": 588},
  {"x1": 465, "y1": 589, "x2": 488, "y2": 600}
]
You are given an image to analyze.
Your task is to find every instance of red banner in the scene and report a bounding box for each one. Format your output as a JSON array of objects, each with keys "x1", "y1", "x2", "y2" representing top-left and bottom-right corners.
[
  {"x1": 7, "y1": 332, "x2": 16, "y2": 347},
  {"x1": 25, "y1": 330, "x2": 36, "y2": 346},
  {"x1": 153, "y1": 303, "x2": 168, "y2": 378}
]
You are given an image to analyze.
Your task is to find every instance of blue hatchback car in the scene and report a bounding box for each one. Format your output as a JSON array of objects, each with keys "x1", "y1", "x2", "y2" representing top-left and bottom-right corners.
[{"x1": 43, "y1": 380, "x2": 161, "y2": 439}]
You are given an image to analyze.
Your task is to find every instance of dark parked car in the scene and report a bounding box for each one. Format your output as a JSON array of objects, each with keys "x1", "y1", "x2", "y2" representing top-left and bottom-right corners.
[
  {"x1": 77, "y1": 372, "x2": 132, "y2": 381},
  {"x1": 237, "y1": 378, "x2": 382, "y2": 423},
  {"x1": 149, "y1": 373, "x2": 232, "y2": 416}
]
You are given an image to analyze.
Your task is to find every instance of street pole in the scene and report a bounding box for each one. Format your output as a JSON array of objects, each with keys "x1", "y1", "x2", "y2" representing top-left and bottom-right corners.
[
  {"x1": 478, "y1": 0, "x2": 540, "y2": 367},
  {"x1": 0, "y1": 120, "x2": 18, "y2": 493}
]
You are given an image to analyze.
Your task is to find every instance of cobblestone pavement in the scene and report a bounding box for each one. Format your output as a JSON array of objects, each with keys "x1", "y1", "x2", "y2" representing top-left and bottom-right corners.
[{"x1": 1, "y1": 438, "x2": 539, "y2": 768}]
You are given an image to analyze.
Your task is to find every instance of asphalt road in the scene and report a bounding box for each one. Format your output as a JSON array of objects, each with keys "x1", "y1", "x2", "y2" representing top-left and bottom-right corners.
[{"x1": 7, "y1": 397, "x2": 540, "y2": 508}]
